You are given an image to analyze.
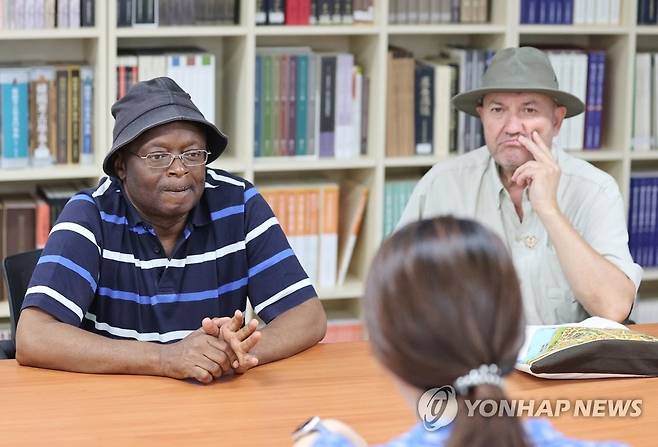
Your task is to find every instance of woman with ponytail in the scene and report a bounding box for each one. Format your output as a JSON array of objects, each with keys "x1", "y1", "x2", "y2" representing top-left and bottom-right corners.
[{"x1": 294, "y1": 217, "x2": 625, "y2": 447}]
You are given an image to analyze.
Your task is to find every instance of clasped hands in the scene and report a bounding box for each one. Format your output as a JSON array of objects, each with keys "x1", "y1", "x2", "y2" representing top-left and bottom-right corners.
[{"x1": 160, "y1": 310, "x2": 261, "y2": 384}]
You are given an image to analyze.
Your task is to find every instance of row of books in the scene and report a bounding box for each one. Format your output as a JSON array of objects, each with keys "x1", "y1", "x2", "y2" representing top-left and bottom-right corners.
[
  {"x1": 256, "y1": 0, "x2": 374, "y2": 25},
  {"x1": 117, "y1": 0, "x2": 239, "y2": 27},
  {"x1": 383, "y1": 178, "x2": 417, "y2": 237},
  {"x1": 548, "y1": 50, "x2": 606, "y2": 151},
  {"x1": 638, "y1": 0, "x2": 658, "y2": 24},
  {"x1": 632, "y1": 53, "x2": 658, "y2": 151},
  {"x1": 0, "y1": 0, "x2": 95, "y2": 30},
  {"x1": 0, "y1": 183, "x2": 83, "y2": 300},
  {"x1": 116, "y1": 49, "x2": 215, "y2": 123},
  {"x1": 255, "y1": 48, "x2": 369, "y2": 159},
  {"x1": 521, "y1": 0, "x2": 620, "y2": 25},
  {"x1": 389, "y1": 0, "x2": 489, "y2": 24},
  {"x1": 0, "y1": 65, "x2": 94, "y2": 169},
  {"x1": 260, "y1": 180, "x2": 367, "y2": 289},
  {"x1": 386, "y1": 47, "x2": 492, "y2": 157},
  {"x1": 629, "y1": 173, "x2": 658, "y2": 268}
]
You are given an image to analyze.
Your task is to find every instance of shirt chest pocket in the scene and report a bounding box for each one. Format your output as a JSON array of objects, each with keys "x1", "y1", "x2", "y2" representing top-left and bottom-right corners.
[{"x1": 543, "y1": 247, "x2": 586, "y2": 323}]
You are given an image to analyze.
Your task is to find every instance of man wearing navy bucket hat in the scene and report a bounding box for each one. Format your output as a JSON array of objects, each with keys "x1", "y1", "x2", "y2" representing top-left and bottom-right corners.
[
  {"x1": 17, "y1": 77, "x2": 326, "y2": 383},
  {"x1": 397, "y1": 47, "x2": 641, "y2": 325}
]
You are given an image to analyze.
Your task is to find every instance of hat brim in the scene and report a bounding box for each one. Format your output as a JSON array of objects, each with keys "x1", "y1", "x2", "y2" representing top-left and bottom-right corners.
[
  {"x1": 103, "y1": 104, "x2": 228, "y2": 177},
  {"x1": 452, "y1": 87, "x2": 585, "y2": 119}
]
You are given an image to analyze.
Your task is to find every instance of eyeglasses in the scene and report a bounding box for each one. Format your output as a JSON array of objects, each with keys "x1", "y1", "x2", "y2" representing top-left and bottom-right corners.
[{"x1": 130, "y1": 149, "x2": 210, "y2": 169}]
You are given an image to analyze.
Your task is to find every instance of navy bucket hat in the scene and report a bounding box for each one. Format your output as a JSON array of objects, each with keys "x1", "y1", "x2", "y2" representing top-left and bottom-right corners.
[{"x1": 103, "y1": 77, "x2": 228, "y2": 176}]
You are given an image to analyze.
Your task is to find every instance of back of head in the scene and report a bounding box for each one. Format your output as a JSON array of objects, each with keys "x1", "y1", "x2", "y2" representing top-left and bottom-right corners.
[{"x1": 364, "y1": 216, "x2": 528, "y2": 447}]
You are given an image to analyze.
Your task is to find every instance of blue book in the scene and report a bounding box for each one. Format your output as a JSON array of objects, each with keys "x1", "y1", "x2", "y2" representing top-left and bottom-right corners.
[
  {"x1": 592, "y1": 51, "x2": 606, "y2": 149},
  {"x1": 80, "y1": 66, "x2": 94, "y2": 165},
  {"x1": 0, "y1": 68, "x2": 29, "y2": 168},
  {"x1": 555, "y1": 0, "x2": 563, "y2": 24},
  {"x1": 527, "y1": 0, "x2": 539, "y2": 23},
  {"x1": 547, "y1": 0, "x2": 557, "y2": 24},
  {"x1": 563, "y1": 0, "x2": 573, "y2": 23},
  {"x1": 583, "y1": 52, "x2": 597, "y2": 149},
  {"x1": 520, "y1": 0, "x2": 530, "y2": 23},
  {"x1": 628, "y1": 176, "x2": 638, "y2": 263},
  {"x1": 538, "y1": 0, "x2": 548, "y2": 23},
  {"x1": 255, "y1": 55, "x2": 262, "y2": 157}
]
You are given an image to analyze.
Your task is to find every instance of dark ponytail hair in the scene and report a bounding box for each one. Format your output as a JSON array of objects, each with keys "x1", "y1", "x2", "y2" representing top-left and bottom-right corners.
[{"x1": 364, "y1": 216, "x2": 528, "y2": 447}]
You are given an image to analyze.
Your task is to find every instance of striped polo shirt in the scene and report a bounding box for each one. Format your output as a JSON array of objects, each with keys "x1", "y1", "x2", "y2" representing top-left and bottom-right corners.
[{"x1": 23, "y1": 168, "x2": 317, "y2": 343}]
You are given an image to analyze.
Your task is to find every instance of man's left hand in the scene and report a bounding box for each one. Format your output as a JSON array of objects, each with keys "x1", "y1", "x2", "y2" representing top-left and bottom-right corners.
[{"x1": 511, "y1": 130, "x2": 561, "y2": 216}]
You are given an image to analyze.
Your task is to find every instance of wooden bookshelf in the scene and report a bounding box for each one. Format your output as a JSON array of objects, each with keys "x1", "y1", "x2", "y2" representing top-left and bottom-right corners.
[{"x1": 3, "y1": 0, "x2": 658, "y2": 325}]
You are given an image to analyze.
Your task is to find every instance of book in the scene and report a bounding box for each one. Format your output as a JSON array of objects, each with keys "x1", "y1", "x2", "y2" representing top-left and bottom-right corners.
[
  {"x1": 0, "y1": 69, "x2": 30, "y2": 169},
  {"x1": 28, "y1": 66, "x2": 56, "y2": 167},
  {"x1": 336, "y1": 180, "x2": 368, "y2": 285},
  {"x1": 517, "y1": 317, "x2": 658, "y2": 379}
]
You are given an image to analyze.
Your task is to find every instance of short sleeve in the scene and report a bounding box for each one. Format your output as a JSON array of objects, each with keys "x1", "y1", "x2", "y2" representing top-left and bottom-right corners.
[
  {"x1": 22, "y1": 194, "x2": 102, "y2": 326},
  {"x1": 243, "y1": 185, "x2": 317, "y2": 323},
  {"x1": 583, "y1": 180, "x2": 643, "y2": 292}
]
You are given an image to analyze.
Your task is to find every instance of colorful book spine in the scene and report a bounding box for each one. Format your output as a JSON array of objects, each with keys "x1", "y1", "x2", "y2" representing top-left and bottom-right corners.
[
  {"x1": 80, "y1": 66, "x2": 94, "y2": 165},
  {"x1": 0, "y1": 69, "x2": 30, "y2": 168}
]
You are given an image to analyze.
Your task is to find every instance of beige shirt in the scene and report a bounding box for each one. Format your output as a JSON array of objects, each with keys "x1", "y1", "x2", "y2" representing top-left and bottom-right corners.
[{"x1": 397, "y1": 146, "x2": 643, "y2": 325}]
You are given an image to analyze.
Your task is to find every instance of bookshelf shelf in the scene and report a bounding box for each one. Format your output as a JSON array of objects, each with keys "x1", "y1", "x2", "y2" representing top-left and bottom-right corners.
[
  {"x1": 209, "y1": 157, "x2": 247, "y2": 174},
  {"x1": 255, "y1": 25, "x2": 379, "y2": 36},
  {"x1": 115, "y1": 26, "x2": 249, "y2": 38},
  {"x1": 568, "y1": 151, "x2": 625, "y2": 162},
  {"x1": 636, "y1": 26, "x2": 658, "y2": 35},
  {"x1": 0, "y1": 166, "x2": 101, "y2": 183},
  {"x1": 253, "y1": 158, "x2": 377, "y2": 172},
  {"x1": 0, "y1": 301, "x2": 8, "y2": 319},
  {"x1": 0, "y1": 28, "x2": 102, "y2": 40},
  {"x1": 630, "y1": 151, "x2": 658, "y2": 161},
  {"x1": 384, "y1": 156, "x2": 442, "y2": 168},
  {"x1": 386, "y1": 24, "x2": 507, "y2": 35},
  {"x1": 317, "y1": 276, "x2": 364, "y2": 300},
  {"x1": 518, "y1": 25, "x2": 630, "y2": 35},
  {"x1": 642, "y1": 269, "x2": 658, "y2": 281}
]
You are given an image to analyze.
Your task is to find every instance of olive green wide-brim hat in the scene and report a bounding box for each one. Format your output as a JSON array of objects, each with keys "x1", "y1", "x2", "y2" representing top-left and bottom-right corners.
[{"x1": 451, "y1": 46, "x2": 585, "y2": 118}]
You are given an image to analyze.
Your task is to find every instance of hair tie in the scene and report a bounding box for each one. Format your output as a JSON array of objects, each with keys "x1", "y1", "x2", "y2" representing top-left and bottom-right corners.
[{"x1": 453, "y1": 364, "x2": 502, "y2": 396}]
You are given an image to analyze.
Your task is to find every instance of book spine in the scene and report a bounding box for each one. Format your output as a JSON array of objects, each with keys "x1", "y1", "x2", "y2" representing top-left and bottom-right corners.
[
  {"x1": 262, "y1": 54, "x2": 273, "y2": 156},
  {"x1": 55, "y1": 68, "x2": 68, "y2": 164},
  {"x1": 80, "y1": 66, "x2": 94, "y2": 164},
  {"x1": 593, "y1": 51, "x2": 606, "y2": 149},
  {"x1": 288, "y1": 55, "x2": 297, "y2": 156},
  {"x1": 319, "y1": 55, "x2": 336, "y2": 158},
  {"x1": 414, "y1": 63, "x2": 434, "y2": 155},
  {"x1": 69, "y1": 67, "x2": 80, "y2": 163},
  {"x1": 296, "y1": 54, "x2": 308, "y2": 156},
  {"x1": 583, "y1": 52, "x2": 597, "y2": 149},
  {"x1": 0, "y1": 70, "x2": 30, "y2": 168},
  {"x1": 255, "y1": 55, "x2": 262, "y2": 157}
]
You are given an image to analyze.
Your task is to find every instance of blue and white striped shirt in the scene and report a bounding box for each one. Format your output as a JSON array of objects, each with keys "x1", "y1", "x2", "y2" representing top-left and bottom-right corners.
[{"x1": 23, "y1": 169, "x2": 317, "y2": 342}]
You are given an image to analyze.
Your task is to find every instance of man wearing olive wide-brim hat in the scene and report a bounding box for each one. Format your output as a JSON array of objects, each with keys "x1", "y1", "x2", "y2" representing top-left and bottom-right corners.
[
  {"x1": 17, "y1": 77, "x2": 326, "y2": 383},
  {"x1": 398, "y1": 47, "x2": 641, "y2": 325}
]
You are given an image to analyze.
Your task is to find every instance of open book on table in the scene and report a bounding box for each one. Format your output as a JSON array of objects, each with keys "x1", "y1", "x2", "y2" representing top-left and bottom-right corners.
[{"x1": 515, "y1": 317, "x2": 658, "y2": 379}]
